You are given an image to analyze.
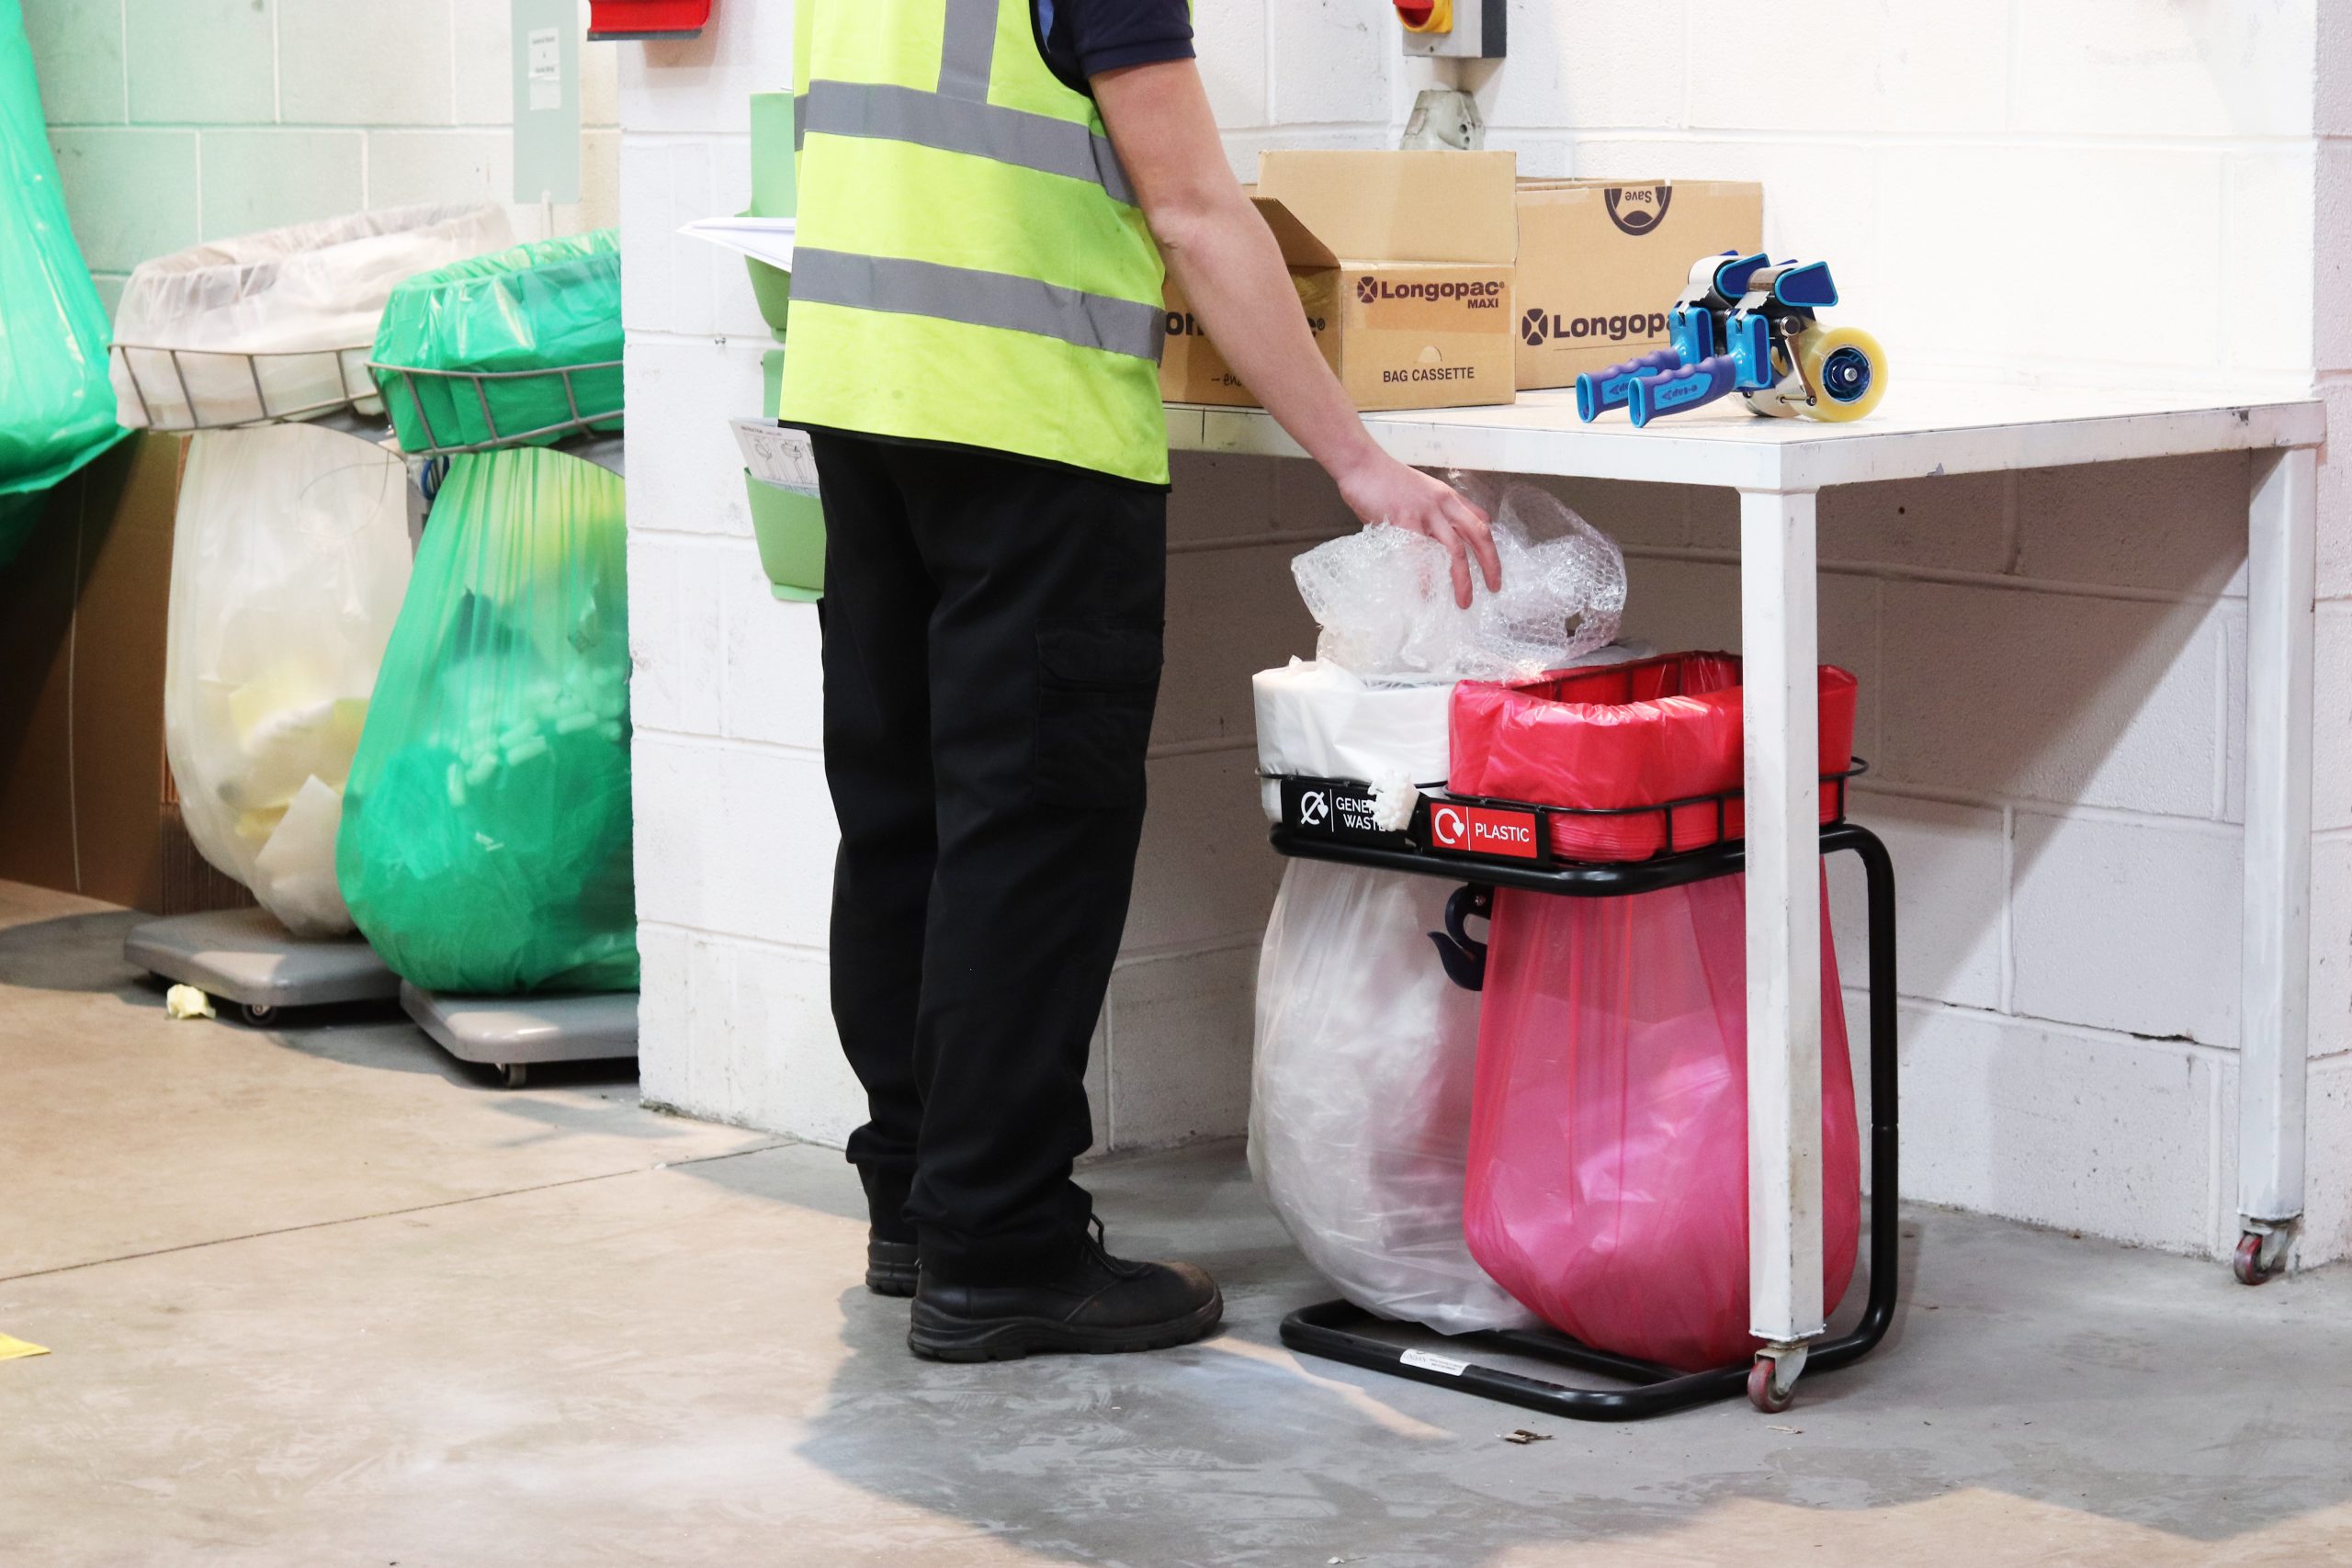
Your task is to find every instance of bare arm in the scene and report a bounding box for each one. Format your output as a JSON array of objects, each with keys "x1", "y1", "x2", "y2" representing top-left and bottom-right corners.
[{"x1": 1094, "y1": 59, "x2": 1499, "y2": 605}]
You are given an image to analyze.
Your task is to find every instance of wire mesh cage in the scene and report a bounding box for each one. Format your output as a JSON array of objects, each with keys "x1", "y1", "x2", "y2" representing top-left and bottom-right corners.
[
  {"x1": 367, "y1": 361, "x2": 625, "y2": 459},
  {"x1": 111, "y1": 343, "x2": 384, "y2": 432}
]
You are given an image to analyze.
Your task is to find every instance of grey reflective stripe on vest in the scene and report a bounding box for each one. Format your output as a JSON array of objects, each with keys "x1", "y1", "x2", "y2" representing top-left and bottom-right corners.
[
  {"x1": 798, "y1": 79, "x2": 1136, "y2": 207},
  {"x1": 792, "y1": 89, "x2": 807, "y2": 151},
  {"x1": 937, "y1": 0, "x2": 998, "y2": 98},
  {"x1": 793, "y1": 247, "x2": 1164, "y2": 362}
]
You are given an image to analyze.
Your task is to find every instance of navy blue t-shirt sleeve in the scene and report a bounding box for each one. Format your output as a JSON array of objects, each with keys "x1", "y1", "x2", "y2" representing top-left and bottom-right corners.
[{"x1": 1037, "y1": 0, "x2": 1195, "y2": 92}]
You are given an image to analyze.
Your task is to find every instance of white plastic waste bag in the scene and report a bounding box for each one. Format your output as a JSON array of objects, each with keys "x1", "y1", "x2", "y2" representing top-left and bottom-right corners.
[
  {"x1": 1251, "y1": 659, "x2": 1453, "y2": 827},
  {"x1": 164, "y1": 423, "x2": 413, "y2": 935},
  {"x1": 111, "y1": 204, "x2": 511, "y2": 430},
  {"x1": 1252, "y1": 856, "x2": 1538, "y2": 1335}
]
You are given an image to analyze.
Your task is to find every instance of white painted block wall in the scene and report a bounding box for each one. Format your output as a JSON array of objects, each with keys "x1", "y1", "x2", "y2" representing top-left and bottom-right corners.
[
  {"x1": 25, "y1": 0, "x2": 621, "y2": 315},
  {"x1": 621, "y1": 2, "x2": 2349, "y2": 1264}
]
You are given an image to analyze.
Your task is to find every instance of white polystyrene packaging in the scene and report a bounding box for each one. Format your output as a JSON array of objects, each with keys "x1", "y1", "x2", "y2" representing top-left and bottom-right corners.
[
  {"x1": 1252, "y1": 660, "x2": 1453, "y2": 825},
  {"x1": 164, "y1": 424, "x2": 414, "y2": 935},
  {"x1": 1252, "y1": 857, "x2": 1538, "y2": 1335},
  {"x1": 111, "y1": 204, "x2": 512, "y2": 430},
  {"x1": 1291, "y1": 477, "x2": 1628, "y2": 683}
]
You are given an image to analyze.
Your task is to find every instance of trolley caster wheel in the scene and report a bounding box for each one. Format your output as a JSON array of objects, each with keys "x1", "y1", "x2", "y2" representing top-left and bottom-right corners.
[
  {"x1": 1747, "y1": 1357, "x2": 1797, "y2": 1415},
  {"x1": 496, "y1": 1064, "x2": 528, "y2": 1090},
  {"x1": 2234, "y1": 1229, "x2": 2287, "y2": 1286},
  {"x1": 239, "y1": 1002, "x2": 278, "y2": 1028}
]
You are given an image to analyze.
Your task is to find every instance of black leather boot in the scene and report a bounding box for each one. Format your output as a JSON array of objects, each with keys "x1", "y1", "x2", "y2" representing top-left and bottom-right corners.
[
  {"x1": 908, "y1": 1221, "x2": 1222, "y2": 1361},
  {"x1": 867, "y1": 1233, "x2": 920, "y2": 1298}
]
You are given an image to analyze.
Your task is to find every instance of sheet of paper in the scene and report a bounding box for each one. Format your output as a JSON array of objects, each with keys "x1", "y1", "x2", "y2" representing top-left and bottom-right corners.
[
  {"x1": 0, "y1": 1334, "x2": 51, "y2": 1361},
  {"x1": 527, "y1": 28, "x2": 562, "y2": 110},
  {"x1": 732, "y1": 419, "x2": 820, "y2": 492},
  {"x1": 681, "y1": 216, "x2": 797, "y2": 272}
]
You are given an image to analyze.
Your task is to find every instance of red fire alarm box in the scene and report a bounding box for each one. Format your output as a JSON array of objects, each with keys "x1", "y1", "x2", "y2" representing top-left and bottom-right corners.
[{"x1": 587, "y1": 0, "x2": 710, "y2": 40}]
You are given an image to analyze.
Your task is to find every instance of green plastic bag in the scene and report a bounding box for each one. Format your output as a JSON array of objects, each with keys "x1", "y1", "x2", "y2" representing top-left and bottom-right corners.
[
  {"x1": 371, "y1": 228, "x2": 622, "y2": 456},
  {"x1": 337, "y1": 446, "x2": 636, "y2": 993},
  {"x1": 0, "y1": 0, "x2": 125, "y2": 567}
]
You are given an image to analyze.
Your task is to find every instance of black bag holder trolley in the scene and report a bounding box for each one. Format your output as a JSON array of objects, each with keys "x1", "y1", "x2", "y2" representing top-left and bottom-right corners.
[{"x1": 1265, "y1": 764, "x2": 1898, "y2": 1419}]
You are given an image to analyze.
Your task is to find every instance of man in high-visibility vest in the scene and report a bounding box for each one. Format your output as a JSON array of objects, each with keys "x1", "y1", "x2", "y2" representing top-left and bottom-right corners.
[{"x1": 781, "y1": 0, "x2": 1498, "y2": 1361}]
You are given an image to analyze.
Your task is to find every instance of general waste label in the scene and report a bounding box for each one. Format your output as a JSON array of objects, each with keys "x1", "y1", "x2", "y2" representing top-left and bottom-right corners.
[
  {"x1": 1426, "y1": 801, "x2": 1544, "y2": 861},
  {"x1": 1281, "y1": 777, "x2": 1396, "y2": 843}
]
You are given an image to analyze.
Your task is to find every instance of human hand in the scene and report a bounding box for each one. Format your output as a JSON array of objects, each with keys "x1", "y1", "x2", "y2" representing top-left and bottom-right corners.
[{"x1": 1332, "y1": 450, "x2": 1500, "y2": 609}]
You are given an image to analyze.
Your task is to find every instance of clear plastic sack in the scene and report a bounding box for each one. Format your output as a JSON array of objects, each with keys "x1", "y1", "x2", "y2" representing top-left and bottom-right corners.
[
  {"x1": 337, "y1": 446, "x2": 636, "y2": 994},
  {"x1": 163, "y1": 424, "x2": 414, "y2": 935},
  {"x1": 1291, "y1": 477, "x2": 1626, "y2": 683},
  {"x1": 110, "y1": 204, "x2": 511, "y2": 430},
  {"x1": 1251, "y1": 857, "x2": 1538, "y2": 1336}
]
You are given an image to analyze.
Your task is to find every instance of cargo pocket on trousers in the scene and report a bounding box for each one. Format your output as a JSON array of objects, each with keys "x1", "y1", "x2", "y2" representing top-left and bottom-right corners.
[{"x1": 1034, "y1": 621, "x2": 1163, "y2": 809}]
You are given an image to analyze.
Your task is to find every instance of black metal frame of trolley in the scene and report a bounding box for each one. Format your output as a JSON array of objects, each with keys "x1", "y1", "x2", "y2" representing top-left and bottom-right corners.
[{"x1": 1264, "y1": 762, "x2": 1898, "y2": 1420}]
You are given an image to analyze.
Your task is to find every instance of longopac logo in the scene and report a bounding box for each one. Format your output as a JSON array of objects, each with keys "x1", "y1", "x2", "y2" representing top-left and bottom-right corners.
[
  {"x1": 1520, "y1": 307, "x2": 1670, "y2": 348},
  {"x1": 1356, "y1": 276, "x2": 1506, "y2": 308},
  {"x1": 1604, "y1": 184, "x2": 1672, "y2": 235}
]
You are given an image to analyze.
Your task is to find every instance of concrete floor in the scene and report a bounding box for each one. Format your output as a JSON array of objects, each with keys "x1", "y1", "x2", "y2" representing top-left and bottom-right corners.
[{"x1": 5, "y1": 880, "x2": 2351, "y2": 1567}]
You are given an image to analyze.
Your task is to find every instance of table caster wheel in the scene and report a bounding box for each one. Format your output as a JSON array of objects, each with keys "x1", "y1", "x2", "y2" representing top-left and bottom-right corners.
[
  {"x1": 239, "y1": 1002, "x2": 278, "y2": 1028},
  {"x1": 497, "y1": 1063, "x2": 528, "y2": 1089},
  {"x1": 2234, "y1": 1230, "x2": 2283, "y2": 1286},
  {"x1": 1747, "y1": 1357, "x2": 1797, "y2": 1414}
]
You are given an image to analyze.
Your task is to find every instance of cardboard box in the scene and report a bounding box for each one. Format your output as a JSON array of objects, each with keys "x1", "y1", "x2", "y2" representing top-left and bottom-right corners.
[
  {"x1": 0, "y1": 433, "x2": 254, "y2": 915},
  {"x1": 1512, "y1": 178, "x2": 1763, "y2": 390},
  {"x1": 1161, "y1": 150, "x2": 1519, "y2": 412}
]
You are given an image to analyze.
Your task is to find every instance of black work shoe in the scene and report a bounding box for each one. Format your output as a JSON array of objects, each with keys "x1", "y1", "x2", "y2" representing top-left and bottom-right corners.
[
  {"x1": 907, "y1": 1221, "x2": 1223, "y2": 1362},
  {"x1": 867, "y1": 1234, "x2": 919, "y2": 1298}
]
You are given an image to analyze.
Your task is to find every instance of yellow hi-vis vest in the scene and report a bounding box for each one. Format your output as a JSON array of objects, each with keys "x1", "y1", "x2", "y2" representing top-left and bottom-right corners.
[{"x1": 779, "y1": 0, "x2": 1171, "y2": 487}]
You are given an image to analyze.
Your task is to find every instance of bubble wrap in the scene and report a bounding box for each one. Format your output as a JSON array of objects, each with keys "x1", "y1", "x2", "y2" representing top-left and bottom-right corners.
[{"x1": 1290, "y1": 478, "x2": 1627, "y2": 683}]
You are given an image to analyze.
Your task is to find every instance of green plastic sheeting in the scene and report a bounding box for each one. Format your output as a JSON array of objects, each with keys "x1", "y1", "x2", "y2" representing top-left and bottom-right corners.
[
  {"x1": 0, "y1": 0, "x2": 125, "y2": 568},
  {"x1": 337, "y1": 446, "x2": 637, "y2": 993},
  {"x1": 371, "y1": 228, "x2": 622, "y2": 456}
]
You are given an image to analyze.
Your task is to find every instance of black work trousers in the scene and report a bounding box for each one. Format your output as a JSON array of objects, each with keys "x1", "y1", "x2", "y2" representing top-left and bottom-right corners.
[{"x1": 813, "y1": 432, "x2": 1166, "y2": 1286}]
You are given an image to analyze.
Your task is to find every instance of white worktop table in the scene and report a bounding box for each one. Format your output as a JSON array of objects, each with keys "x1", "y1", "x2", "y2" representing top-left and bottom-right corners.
[{"x1": 1171, "y1": 383, "x2": 2327, "y2": 1382}]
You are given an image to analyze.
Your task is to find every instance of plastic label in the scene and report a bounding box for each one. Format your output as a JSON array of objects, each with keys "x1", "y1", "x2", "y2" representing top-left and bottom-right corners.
[
  {"x1": 1428, "y1": 802, "x2": 1543, "y2": 861},
  {"x1": 1399, "y1": 1348, "x2": 1471, "y2": 1376},
  {"x1": 1281, "y1": 775, "x2": 1403, "y2": 845}
]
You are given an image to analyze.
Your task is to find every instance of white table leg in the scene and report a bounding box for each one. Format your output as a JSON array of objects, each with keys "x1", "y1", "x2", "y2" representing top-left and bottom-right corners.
[
  {"x1": 1741, "y1": 488, "x2": 1826, "y2": 1351},
  {"x1": 2239, "y1": 446, "x2": 2316, "y2": 1271}
]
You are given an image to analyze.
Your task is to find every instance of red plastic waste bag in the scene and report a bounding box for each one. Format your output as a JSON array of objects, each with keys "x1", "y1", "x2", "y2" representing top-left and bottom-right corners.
[
  {"x1": 1448, "y1": 652, "x2": 1859, "y2": 861},
  {"x1": 1463, "y1": 871, "x2": 1860, "y2": 1372}
]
